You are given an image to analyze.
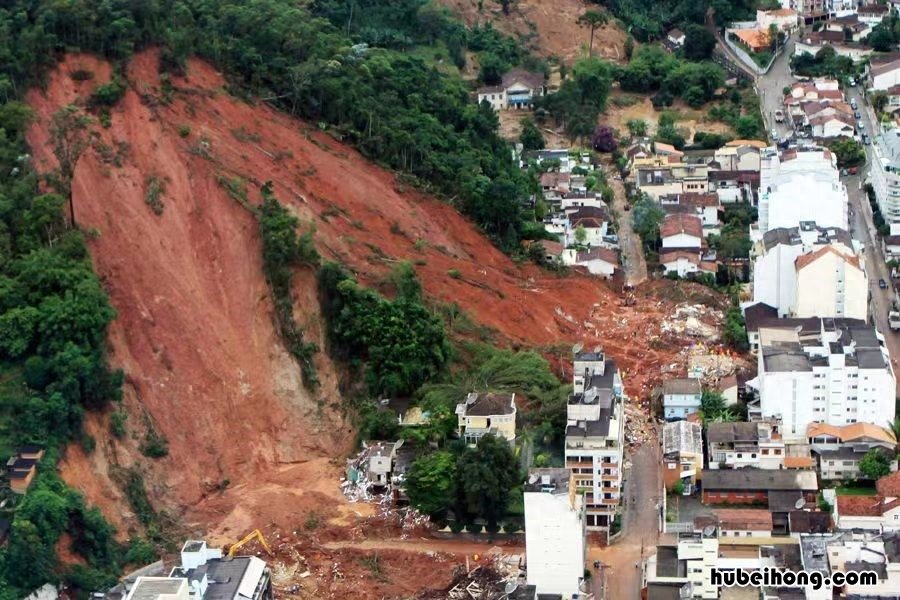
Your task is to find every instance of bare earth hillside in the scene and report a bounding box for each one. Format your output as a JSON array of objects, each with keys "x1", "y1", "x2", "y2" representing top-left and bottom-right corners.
[
  {"x1": 25, "y1": 51, "x2": 723, "y2": 595},
  {"x1": 439, "y1": 0, "x2": 629, "y2": 63}
]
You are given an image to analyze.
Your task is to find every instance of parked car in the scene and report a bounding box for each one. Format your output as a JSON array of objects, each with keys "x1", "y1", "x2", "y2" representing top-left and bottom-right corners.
[
  {"x1": 771, "y1": 129, "x2": 779, "y2": 141},
  {"x1": 849, "y1": 166, "x2": 858, "y2": 175},
  {"x1": 862, "y1": 133, "x2": 870, "y2": 145},
  {"x1": 775, "y1": 109, "x2": 785, "y2": 123},
  {"x1": 858, "y1": 120, "x2": 865, "y2": 130},
  {"x1": 854, "y1": 110, "x2": 861, "y2": 119},
  {"x1": 880, "y1": 278, "x2": 888, "y2": 289},
  {"x1": 851, "y1": 98, "x2": 858, "y2": 109}
]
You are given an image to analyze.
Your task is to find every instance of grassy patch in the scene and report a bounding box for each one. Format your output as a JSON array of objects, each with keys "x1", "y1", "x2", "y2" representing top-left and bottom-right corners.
[{"x1": 836, "y1": 484, "x2": 877, "y2": 496}]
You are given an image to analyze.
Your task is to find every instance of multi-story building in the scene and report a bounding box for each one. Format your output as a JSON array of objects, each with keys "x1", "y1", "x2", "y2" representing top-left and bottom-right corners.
[
  {"x1": 565, "y1": 347, "x2": 625, "y2": 533},
  {"x1": 642, "y1": 531, "x2": 721, "y2": 600},
  {"x1": 662, "y1": 420, "x2": 704, "y2": 492},
  {"x1": 523, "y1": 469, "x2": 586, "y2": 597},
  {"x1": 871, "y1": 129, "x2": 900, "y2": 232},
  {"x1": 808, "y1": 422, "x2": 897, "y2": 480},
  {"x1": 707, "y1": 421, "x2": 786, "y2": 470},
  {"x1": 634, "y1": 161, "x2": 710, "y2": 200},
  {"x1": 476, "y1": 68, "x2": 546, "y2": 111},
  {"x1": 752, "y1": 223, "x2": 865, "y2": 320},
  {"x1": 121, "y1": 540, "x2": 273, "y2": 600},
  {"x1": 756, "y1": 320, "x2": 896, "y2": 440},
  {"x1": 757, "y1": 147, "x2": 848, "y2": 235},
  {"x1": 825, "y1": 531, "x2": 900, "y2": 596},
  {"x1": 455, "y1": 392, "x2": 517, "y2": 445}
]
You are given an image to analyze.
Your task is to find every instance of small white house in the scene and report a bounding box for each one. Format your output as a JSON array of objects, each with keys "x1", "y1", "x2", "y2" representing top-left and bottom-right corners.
[
  {"x1": 667, "y1": 28, "x2": 686, "y2": 47},
  {"x1": 660, "y1": 214, "x2": 703, "y2": 250},
  {"x1": 809, "y1": 113, "x2": 855, "y2": 139},
  {"x1": 477, "y1": 68, "x2": 546, "y2": 111},
  {"x1": 561, "y1": 247, "x2": 618, "y2": 278}
]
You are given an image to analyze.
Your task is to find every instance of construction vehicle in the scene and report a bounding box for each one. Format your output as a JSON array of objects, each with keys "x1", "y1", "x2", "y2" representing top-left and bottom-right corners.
[{"x1": 227, "y1": 529, "x2": 274, "y2": 557}]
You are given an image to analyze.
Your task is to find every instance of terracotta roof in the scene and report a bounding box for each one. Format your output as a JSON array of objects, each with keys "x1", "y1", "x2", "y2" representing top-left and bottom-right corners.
[
  {"x1": 807, "y1": 423, "x2": 894, "y2": 444},
  {"x1": 679, "y1": 192, "x2": 720, "y2": 208},
  {"x1": 536, "y1": 240, "x2": 563, "y2": 256},
  {"x1": 859, "y1": 3, "x2": 889, "y2": 14},
  {"x1": 733, "y1": 28, "x2": 771, "y2": 51},
  {"x1": 837, "y1": 495, "x2": 884, "y2": 517},
  {"x1": 699, "y1": 261, "x2": 718, "y2": 273},
  {"x1": 660, "y1": 250, "x2": 700, "y2": 265},
  {"x1": 660, "y1": 214, "x2": 703, "y2": 239},
  {"x1": 725, "y1": 139, "x2": 767, "y2": 148},
  {"x1": 877, "y1": 471, "x2": 900, "y2": 497},
  {"x1": 871, "y1": 58, "x2": 900, "y2": 79},
  {"x1": 713, "y1": 509, "x2": 773, "y2": 531},
  {"x1": 764, "y1": 8, "x2": 797, "y2": 17},
  {"x1": 572, "y1": 217, "x2": 604, "y2": 229},
  {"x1": 653, "y1": 142, "x2": 684, "y2": 156},
  {"x1": 501, "y1": 68, "x2": 545, "y2": 91},
  {"x1": 784, "y1": 456, "x2": 815, "y2": 469},
  {"x1": 888, "y1": 85, "x2": 900, "y2": 96},
  {"x1": 540, "y1": 172, "x2": 570, "y2": 187},
  {"x1": 795, "y1": 246, "x2": 861, "y2": 272},
  {"x1": 717, "y1": 374, "x2": 738, "y2": 391},
  {"x1": 577, "y1": 247, "x2": 618, "y2": 265}
]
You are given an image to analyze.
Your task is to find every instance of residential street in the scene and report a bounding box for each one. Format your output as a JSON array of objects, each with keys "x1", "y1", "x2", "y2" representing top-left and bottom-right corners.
[
  {"x1": 606, "y1": 164, "x2": 648, "y2": 286},
  {"x1": 754, "y1": 36, "x2": 795, "y2": 140},
  {"x1": 589, "y1": 442, "x2": 662, "y2": 600}
]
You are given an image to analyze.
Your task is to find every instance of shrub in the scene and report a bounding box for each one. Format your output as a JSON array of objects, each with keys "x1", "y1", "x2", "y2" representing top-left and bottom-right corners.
[
  {"x1": 448, "y1": 268, "x2": 461, "y2": 279},
  {"x1": 466, "y1": 522, "x2": 484, "y2": 534},
  {"x1": 139, "y1": 426, "x2": 169, "y2": 458},
  {"x1": 110, "y1": 411, "x2": 126, "y2": 439},
  {"x1": 178, "y1": 124, "x2": 191, "y2": 137}
]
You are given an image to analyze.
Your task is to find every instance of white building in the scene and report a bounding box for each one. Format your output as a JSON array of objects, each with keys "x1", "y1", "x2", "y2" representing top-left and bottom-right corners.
[
  {"x1": 560, "y1": 247, "x2": 618, "y2": 278},
  {"x1": 756, "y1": 320, "x2": 896, "y2": 440},
  {"x1": 757, "y1": 147, "x2": 848, "y2": 234},
  {"x1": 476, "y1": 68, "x2": 546, "y2": 111},
  {"x1": 757, "y1": 8, "x2": 798, "y2": 31},
  {"x1": 870, "y1": 56, "x2": 900, "y2": 91},
  {"x1": 124, "y1": 540, "x2": 273, "y2": 600},
  {"x1": 752, "y1": 223, "x2": 864, "y2": 320},
  {"x1": 706, "y1": 421, "x2": 787, "y2": 470},
  {"x1": 523, "y1": 469, "x2": 586, "y2": 598},
  {"x1": 566, "y1": 347, "x2": 625, "y2": 533},
  {"x1": 825, "y1": 531, "x2": 900, "y2": 596},
  {"x1": 871, "y1": 129, "x2": 900, "y2": 231},
  {"x1": 643, "y1": 532, "x2": 720, "y2": 600},
  {"x1": 662, "y1": 377, "x2": 702, "y2": 420},
  {"x1": 660, "y1": 193, "x2": 722, "y2": 237}
]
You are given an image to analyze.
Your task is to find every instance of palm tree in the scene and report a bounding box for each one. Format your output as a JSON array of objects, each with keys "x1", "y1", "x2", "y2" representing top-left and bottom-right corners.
[
  {"x1": 887, "y1": 417, "x2": 900, "y2": 468},
  {"x1": 577, "y1": 10, "x2": 608, "y2": 58}
]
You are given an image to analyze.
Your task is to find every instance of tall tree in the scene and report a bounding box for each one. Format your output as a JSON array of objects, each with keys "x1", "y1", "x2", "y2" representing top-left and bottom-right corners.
[
  {"x1": 405, "y1": 451, "x2": 457, "y2": 517},
  {"x1": 577, "y1": 10, "x2": 608, "y2": 58},
  {"x1": 859, "y1": 448, "x2": 892, "y2": 480},
  {"x1": 887, "y1": 417, "x2": 900, "y2": 468},
  {"x1": 47, "y1": 105, "x2": 92, "y2": 227},
  {"x1": 455, "y1": 435, "x2": 520, "y2": 529}
]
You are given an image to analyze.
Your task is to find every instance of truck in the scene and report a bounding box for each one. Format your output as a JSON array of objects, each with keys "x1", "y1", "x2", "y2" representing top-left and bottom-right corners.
[{"x1": 890, "y1": 311, "x2": 900, "y2": 331}]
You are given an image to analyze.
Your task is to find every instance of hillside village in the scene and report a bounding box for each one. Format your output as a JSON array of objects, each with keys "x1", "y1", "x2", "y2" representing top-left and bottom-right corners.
[{"x1": 8, "y1": 1, "x2": 900, "y2": 600}]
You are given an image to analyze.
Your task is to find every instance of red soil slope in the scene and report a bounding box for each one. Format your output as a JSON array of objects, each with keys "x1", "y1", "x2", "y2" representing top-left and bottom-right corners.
[{"x1": 25, "y1": 51, "x2": 720, "y2": 537}]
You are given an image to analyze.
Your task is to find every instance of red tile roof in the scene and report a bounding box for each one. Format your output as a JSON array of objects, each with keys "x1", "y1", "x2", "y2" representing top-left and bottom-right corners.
[
  {"x1": 877, "y1": 471, "x2": 900, "y2": 497},
  {"x1": 794, "y1": 246, "x2": 861, "y2": 272},
  {"x1": 714, "y1": 508, "x2": 773, "y2": 531},
  {"x1": 577, "y1": 247, "x2": 619, "y2": 265},
  {"x1": 660, "y1": 214, "x2": 703, "y2": 239},
  {"x1": 659, "y1": 250, "x2": 700, "y2": 265},
  {"x1": 838, "y1": 495, "x2": 885, "y2": 517}
]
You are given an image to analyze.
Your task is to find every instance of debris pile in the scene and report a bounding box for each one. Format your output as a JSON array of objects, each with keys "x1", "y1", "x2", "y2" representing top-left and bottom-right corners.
[
  {"x1": 660, "y1": 304, "x2": 723, "y2": 340},
  {"x1": 417, "y1": 554, "x2": 525, "y2": 600},
  {"x1": 624, "y1": 403, "x2": 657, "y2": 449},
  {"x1": 340, "y1": 443, "x2": 396, "y2": 504}
]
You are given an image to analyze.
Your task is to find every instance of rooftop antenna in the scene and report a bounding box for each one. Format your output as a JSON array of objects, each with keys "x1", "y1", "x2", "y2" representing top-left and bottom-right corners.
[
  {"x1": 702, "y1": 525, "x2": 716, "y2": 538},
  {"x1": 794, "y1": 497, "x2": 806, "y2": 510}
]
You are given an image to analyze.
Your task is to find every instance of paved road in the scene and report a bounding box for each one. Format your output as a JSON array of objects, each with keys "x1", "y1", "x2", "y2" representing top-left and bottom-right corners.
[
  {"x1": 844, "y1": 85, "x2": 900, "y2": 395},
  {"x1": 589, "y1": 441, "x2": 662, "y2": 600},
  {"x1": 754, "y1": 37, "x2": 795, "y2": 140},
  {"x1": 606, "y1": 164, "x2": 648, "y2": 286}
]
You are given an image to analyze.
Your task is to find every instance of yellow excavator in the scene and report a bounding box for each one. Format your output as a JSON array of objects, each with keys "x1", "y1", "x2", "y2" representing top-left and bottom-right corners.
[{"x1": 227, "y1": 529, "x2": 274, "y2": 557}]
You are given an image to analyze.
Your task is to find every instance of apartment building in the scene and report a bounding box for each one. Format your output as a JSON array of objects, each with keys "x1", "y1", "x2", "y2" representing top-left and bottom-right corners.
[
  {"x1": 707, "y1": 421, "x2": 786, "y2": 470},
  {"x1": 752, "y1": 223, "x2": 865, "y2": 320},
  {"x1": 756, "y1": 320, "x2": 896, "y2": 440},
  {"x1": 871, "y1": 129, "x2": 900, "y2": 232},
  {"x1": 523, "y1": 469, "x2": 586, "y2": 597},
  {"x1": 757, "y1": 147, "x2": 848, "y2": 234},
  {"x1": 565, "y1": 347, "x2": 625, "y2": 533}
]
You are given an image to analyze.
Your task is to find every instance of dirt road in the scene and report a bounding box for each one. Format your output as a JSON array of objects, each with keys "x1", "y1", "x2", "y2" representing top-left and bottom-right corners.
[
  {"x1": 589, "y1": 441, "x2": 662, "y2": 600},
  {"x1": 323, "y1": 537, "x2": 524, "y2": 556},
  {"x1": 605, "y1": 164, "x2": 648, "y2": 286}
]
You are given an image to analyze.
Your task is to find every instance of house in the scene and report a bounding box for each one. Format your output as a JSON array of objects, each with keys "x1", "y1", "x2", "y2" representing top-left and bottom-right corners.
[
  {"x1": 751, "y1": 223, "x2": 864, "y2": 320},
  {"x1": 561, "y1": 247, "x2": 618, "y2": 278},
  {"x1": 476, "y1": 68, "x2": 546, "y2": 111},
  {"x1": 731, "y1": 28, "x2": 771, "y2": 53},
  {"x1": 707, "y1": 421, "x2": 786, "y2": 470},
  {"x1": 833, "y1": 483, "x2": 900, "y2": 532},
  {"x1": 667, "y1": 28, "x2": 686, "y2": 48},
  {"x1": 885, "y1": 233, "x2": 900, "y2": 260},
  {"x1": 567, "y1": 206, "x2": 610, "y2": 247},
  {"x1": 659, "y1": 250, "x2": 718, "y2": 278},
  {"x1": 716, "y1": 375, "x2": 739, "y2": 406},
  {"x1": 755, "y1": 320, "x2": 895, "y2": 440},
  {"x1": 124, "y1": 540, "x2": 274, "y2": 600},
  {"x1": 858, "y1": 3, "x2": 890, "y2": 25},
  {"x1": 659, "y1": 193, "x2": 721, "y2": 237},
  {"x1": 523, "y1": 469, "x2": 586, "y2": 597},
  {"x1": 455, "y1": 392, "x2": 517, "y2": 445},
  {"x1": 363, "y1": 440, "x2": 404, "y2": 488},
  {"x1": 794, "y1": 33, "x2": 872, "y2": 61},
  {"x1": 869, "y1": 54, "x2": 900, "y2": 91},
  {"x1": 566, "y1": 347, "x2": 625, "y2": 534},
  {"x1": 809, "y1": 112, "x2": 855, "y2": 139},
  {"x1": 662, "y1": 377, "x2": 702, "y2": 420},
  {"x1": 634, "y1": 160, "x2": 708, "y2": 200},
  {"x1": 823, "y1": 15, "x2": 872, "y2": 42},
  {"x1": 662, "y1": 420, "x2": 704, "y2": 492},
  {"x1": 886, "y1": 84, "x2": 900, "y2": 113},
  {"x1": 660, "y1": 214, "x2": 702, "y2": 250},
  {"x1": 700, "y1": 469, "x2": 818, "y2": 506},
  {"x1": 826, "y1": 532, "x2": 900, "y2": 597},
  {"x1": 714, "y1": 144, "x2": 761, "y2": 172},
  {"x1": 757, "y1": 8, "x2": 798, "y2": 31},
  {"x1": 808, "y1": 422, "x2": 897, "y2": 481},
  {"x1": 6, "y1": 445, "x2": 43, "y2": 495}
]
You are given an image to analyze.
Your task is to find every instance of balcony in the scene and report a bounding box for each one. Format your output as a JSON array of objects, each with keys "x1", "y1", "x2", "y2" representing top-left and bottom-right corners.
[
  {"x1": 600, "y1": 473, "x2": 619, "y2": 481},
  {"x1": 566, "y1": 459, "x2": 593, "y2": 469}
]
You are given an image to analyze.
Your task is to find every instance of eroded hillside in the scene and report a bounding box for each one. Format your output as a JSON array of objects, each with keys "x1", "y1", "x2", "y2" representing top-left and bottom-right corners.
[{"x1": 25, "y1": 51, "x2": 721, "y2": 544}]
